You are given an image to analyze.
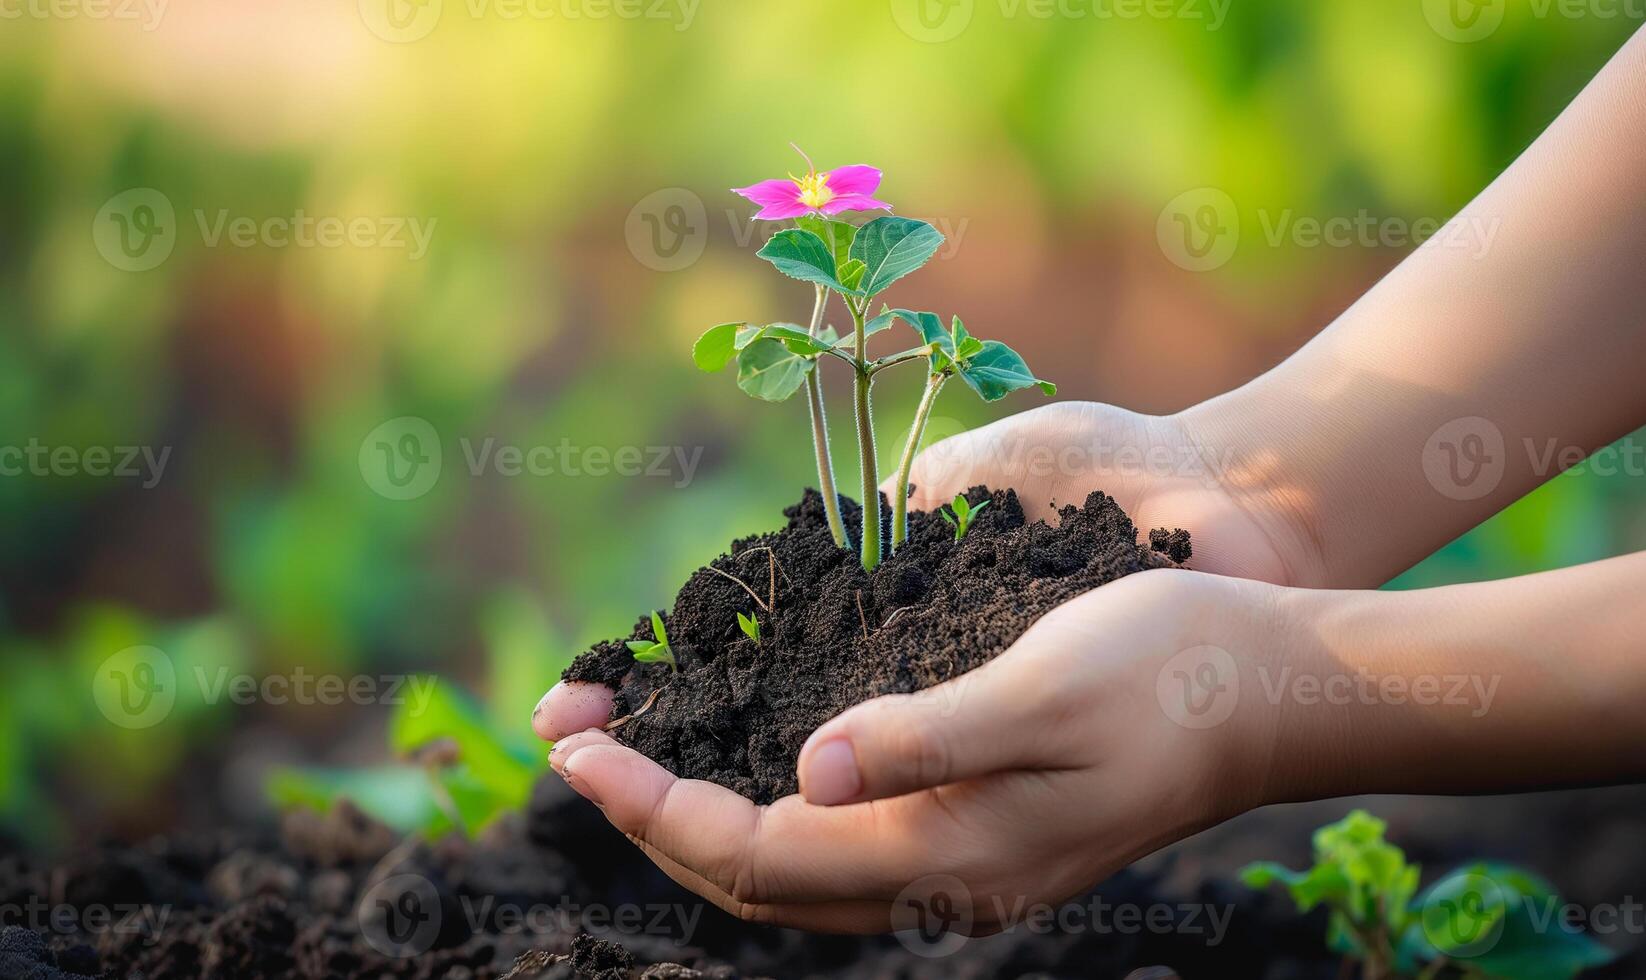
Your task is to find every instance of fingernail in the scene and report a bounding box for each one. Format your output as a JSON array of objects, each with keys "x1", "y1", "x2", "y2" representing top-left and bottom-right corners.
[
  {"x1": 802, "y1": 738, "x2": 861, "y2": 806},
  {"x1": 560, "y1": 752, "x2": 604, "y2": 806}
]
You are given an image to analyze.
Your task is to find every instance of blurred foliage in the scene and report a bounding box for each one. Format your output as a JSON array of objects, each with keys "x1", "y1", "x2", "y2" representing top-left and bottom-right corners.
[{"x1": 0, "y1": 3, "x2": 1643, "y2": 843}]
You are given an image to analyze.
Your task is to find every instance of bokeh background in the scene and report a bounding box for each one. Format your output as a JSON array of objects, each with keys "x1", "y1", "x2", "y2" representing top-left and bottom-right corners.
[{"x1": 2, "y1": 0, "x2": 1643, "y2": 856}]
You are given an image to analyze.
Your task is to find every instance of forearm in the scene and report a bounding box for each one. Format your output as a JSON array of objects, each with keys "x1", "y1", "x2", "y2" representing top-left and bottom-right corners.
[
  {"x1": 1252, "y1": 551, "x2": 1646, "y2": 805},
  {"x1": 1182, "y1": 25, "x2": 1646, "y2": 589}
]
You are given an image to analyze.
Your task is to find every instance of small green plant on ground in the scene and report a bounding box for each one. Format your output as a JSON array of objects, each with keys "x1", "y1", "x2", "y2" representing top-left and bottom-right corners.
[
  {"x1": 736, "y1": 611, "x2": 760, "y2": 645},
  {"x1": 1242, "y1": 809, "x2": 1615, "y2": 980},
  {"x1": 626, "y1": 610, "x2": 676, "y2": 672},
  {"x1": 698, "y1": 146, "x2": 1053, "y2": 572},
  {"x1": 939, "y1": 492, "x2": 989, "y2": 541}
]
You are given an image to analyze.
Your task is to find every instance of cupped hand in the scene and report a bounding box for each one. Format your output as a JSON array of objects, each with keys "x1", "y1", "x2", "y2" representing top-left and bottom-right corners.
[{"x1": 534, "y1": 569, "x2": 1294, "y2": 932}]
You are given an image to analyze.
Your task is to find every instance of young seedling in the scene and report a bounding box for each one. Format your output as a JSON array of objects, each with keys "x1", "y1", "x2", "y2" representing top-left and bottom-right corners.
[
  {"x1": 626, "y1": 610, "x2": 677, "y2": 673},
  {"x1": 1242, "y1": 809, "x2": 1614, "y2": 980},
  {"x1": 938, "y1": 493, "x2": 989, "y2": 541},
  {"x1": 699, "y1": 148, "x2": 1054, "y2": 573},
  {"x1": 736, "y1": 610, "x2": 761, "y2": 645}
]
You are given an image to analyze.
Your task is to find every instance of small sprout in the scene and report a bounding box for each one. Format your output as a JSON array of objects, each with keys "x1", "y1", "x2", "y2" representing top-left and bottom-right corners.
[
  {"x1": 626, "y1": 610, "x2": 677, "y2": 673},
  {"x1": 737, "y1": 611, "x2": 761, "y2": 645},
  {"x1": 939, "y1": 494, "x2": 989, "y2": 541}
]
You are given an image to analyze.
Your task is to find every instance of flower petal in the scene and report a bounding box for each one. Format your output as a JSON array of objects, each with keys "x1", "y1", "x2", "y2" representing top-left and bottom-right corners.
[
  {"x1": 819, "y1": 193, "x2": 893, "y2": 215},
  {"x1": 733, "y1": 178, "x2": 806, "y2": 220},
  {"x1": 822, "y1": 165, "x2": 882, "y2": 198}
]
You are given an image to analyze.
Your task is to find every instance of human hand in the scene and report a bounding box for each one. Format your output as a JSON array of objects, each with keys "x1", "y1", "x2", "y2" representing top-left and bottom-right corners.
[{"x1": 534, "y1": 568, "x2": 1294, "y2": 932}]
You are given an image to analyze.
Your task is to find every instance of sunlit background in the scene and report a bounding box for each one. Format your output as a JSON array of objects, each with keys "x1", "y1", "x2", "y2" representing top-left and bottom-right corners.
[{"x1": 2, "y1": 0, "x2": 1643, "y2": 851}]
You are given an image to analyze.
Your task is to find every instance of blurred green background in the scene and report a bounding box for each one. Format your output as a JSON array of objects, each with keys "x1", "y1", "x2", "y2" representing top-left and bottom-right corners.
[{"x1": 1, "y1": 0, "x2": 1642, "y2": 847}]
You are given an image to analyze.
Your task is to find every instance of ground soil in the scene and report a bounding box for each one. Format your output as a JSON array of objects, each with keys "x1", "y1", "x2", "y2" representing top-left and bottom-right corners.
[{"x1": 563, "y1": 487, "x2": 1191, "y2": 802}]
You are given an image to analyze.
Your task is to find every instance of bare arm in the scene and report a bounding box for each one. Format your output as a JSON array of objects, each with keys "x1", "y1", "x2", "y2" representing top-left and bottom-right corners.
[
  {"x1": 1258, "y1": 550, "x2": 1646, "y2": 803},
  {"x1": 1184, "y1": 25, "x2": 1646, "y2": 589}
]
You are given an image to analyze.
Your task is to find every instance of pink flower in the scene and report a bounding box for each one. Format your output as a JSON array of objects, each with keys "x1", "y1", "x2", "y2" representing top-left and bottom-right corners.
[{"x1": 733, "y1": 146, "x2": 893, "y2": 221}]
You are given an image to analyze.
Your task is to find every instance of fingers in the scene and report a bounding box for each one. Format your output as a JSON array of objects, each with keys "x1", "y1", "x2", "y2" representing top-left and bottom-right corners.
[
  {"x1": 797, "y1": 644, "x2": 1073, "y2": 806},
  {"x1": 551, "y1": 741, "x2": 940, "y2": 904},
  {"x1": 531, "y1": 681, "x2": 615, "y2": 742}
]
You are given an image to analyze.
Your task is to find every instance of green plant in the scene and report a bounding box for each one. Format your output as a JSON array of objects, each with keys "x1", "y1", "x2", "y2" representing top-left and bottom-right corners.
[
  {"x1": 1242, "y1": 810, "x2": 1615, "y2": 980},
  {"x1": 700, "y1": 151, "x2": 1053, "y2": 572},
  {"x1": 737, "y1": 610, "x2": 760, "y2": 645},
  {"x1": 938, "y1": 492, "x2": 989, "y2": 541},
  {"x1": 626, "y1": 610, "x2": 676, "y2": 672}
]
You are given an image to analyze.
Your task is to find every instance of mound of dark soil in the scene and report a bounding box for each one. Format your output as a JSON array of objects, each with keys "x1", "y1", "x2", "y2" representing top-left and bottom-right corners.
[{"x1": 563, "y1": 487, "x2": 1188, "y2": 802}]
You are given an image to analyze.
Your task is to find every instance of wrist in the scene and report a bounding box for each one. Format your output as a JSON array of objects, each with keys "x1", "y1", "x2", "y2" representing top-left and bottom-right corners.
[{"x1": 1170, "y1": 398, "x2": 1335, "y2": 590}]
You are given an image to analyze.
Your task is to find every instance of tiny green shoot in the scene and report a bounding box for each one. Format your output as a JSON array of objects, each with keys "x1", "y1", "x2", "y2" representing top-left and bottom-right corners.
[
  {"x1": 1241, "y1": 809, "x2": 1615, "y2": 980},
  {"x1": 939, "y1": 494, "x2": 989, "y2": 542},
  {"x1": 626, "y1": 610, "x2": 677, "y2": 672},
  {"x1": 737, "y1": 610, "x2": 761, "y2": 645}
]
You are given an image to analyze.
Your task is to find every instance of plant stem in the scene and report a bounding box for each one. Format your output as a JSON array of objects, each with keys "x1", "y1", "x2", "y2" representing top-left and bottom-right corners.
[
  {"x1": 803, "y1": 285, "x2": 849, "y2": 549},
  {"x1": 891, "y1": 370, "x2": 947, "y2": 552},
  {"x1": 851, "y1": 303, "x2": 881, "y2": 572}
]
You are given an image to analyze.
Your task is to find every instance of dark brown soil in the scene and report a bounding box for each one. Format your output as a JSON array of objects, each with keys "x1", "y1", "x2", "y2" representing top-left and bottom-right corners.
[{"x1": 563, "y1": 487, "x2": 1188, "y2": 803}]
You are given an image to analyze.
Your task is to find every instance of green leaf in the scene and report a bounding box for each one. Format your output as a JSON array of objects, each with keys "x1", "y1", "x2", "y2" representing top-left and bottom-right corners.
[
  {"x1": 849, "y1": 217, "x2": 944, "y2": 297},
  {"x1": 736, "y1": 338, "x2": 817, "y2": 402},
  {"x1": 632, "y1": 648, "x2": 674, "y2": 664},
  {"x1": 795, "y1": 215, "x2": 857, "y2": 271},
  {"x1": 1408, "y1": 863, "x2": 1617, "y2": 980},
  {"x1": 951, "y1": 494, "x2": 971, "y2": 522},
  {"x1": 939, "y1": 509, "x2": 957, "y2": 528},
  {"x1": 650, "y1": 610, "x2": 668, "y2": 647},
  {"x1": 757, "y1": 228, "x2": 855, "y2": 294},
  {"x1": 693, "y1": 322, "x2": 746, "y2": 372},
  {"x1": 956, "y1": 341, "x2": 1056, "y2": 401},
  {"x1": 626, "y1": 639, "x2": 655, "y2": 655},
  {"x1": 737, "y1": 611, "x2": 760, "y2": 642},
  {"x1": 838, "y1": 258, "x2": 867, "y2": 292},
  {"x1": 891, "y1": 309, "x2": 955, "y2": 362},
  {"x1": 390, "y1": 679, "x2": 537, "y2": 803},
  {"x1": 862, "y1": 309, "x2": 896, "y2": 339},
  {"x1": 267, "y1": 765, "x2": 443, "y2": 833},
  {"x1": 754, "y1": 323, "x2": 835, "y2": 357},
  {"x1": 970, "y1": 499, "x2": 990, "y2": 519}
]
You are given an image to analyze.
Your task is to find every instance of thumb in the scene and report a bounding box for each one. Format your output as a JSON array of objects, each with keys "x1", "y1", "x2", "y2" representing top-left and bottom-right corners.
[{"x1": 795, "y1": 654, "x2": 1058, "y2": 805}]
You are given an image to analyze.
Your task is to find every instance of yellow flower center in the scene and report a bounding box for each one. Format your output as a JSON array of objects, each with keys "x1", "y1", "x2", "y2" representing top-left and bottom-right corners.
[{"x1": 794, "y1": 170, "x2": 834, "y2": 209}]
